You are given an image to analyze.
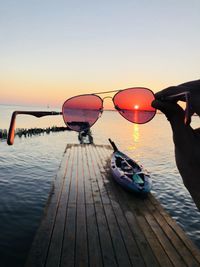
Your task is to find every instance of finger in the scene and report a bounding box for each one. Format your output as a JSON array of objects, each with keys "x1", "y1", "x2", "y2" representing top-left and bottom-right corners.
[
  {"x1": 155, "y1": 80, "x2": 200, "y2": 116},
  {"x1": 155, "y1": 79, "x2": 200, "y2": 100},
  {"x1": 151, "y1": 99, "x2": 185, "y2": 122},
  {"x1": 181, "y1": 80, "x2": 200, "y2": 116},
  {"x1": 180, "y1": 79, "x2": 200, "y2": 90},
  {"x1": 154, "y1": 85, "x2": 188, "y2": 100},
  {"x1": 152, "y1": 99, "x2": 194, "y2": 149}
]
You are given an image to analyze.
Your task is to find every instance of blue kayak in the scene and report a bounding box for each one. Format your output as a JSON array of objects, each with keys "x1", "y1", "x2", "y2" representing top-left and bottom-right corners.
[{"x1": 109, "y1": 139, "x2": 152, "y2": 195}]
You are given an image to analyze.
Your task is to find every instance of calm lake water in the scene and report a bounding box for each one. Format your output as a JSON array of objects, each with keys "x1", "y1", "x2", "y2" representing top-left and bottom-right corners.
[{"x1": 0, "y1": 104, "x2": 200, "y2": 267}]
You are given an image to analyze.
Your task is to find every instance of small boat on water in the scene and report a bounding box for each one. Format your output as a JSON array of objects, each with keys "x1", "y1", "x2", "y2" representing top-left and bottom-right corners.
[{"x1": 109, "y1": 139, "x2": 152, "y2": 195}]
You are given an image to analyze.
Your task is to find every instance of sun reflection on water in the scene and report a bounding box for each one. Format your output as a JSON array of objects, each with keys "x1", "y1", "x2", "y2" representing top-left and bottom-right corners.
[
  {"x1": 128, "y1": 124, "x2": 140, "y2": 152},
  {"x1": 133, "y1": 123, "x2": 139, "y2": 143}
]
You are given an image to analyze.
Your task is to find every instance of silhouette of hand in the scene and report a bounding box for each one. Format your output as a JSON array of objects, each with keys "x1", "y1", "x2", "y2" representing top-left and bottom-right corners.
[{"x1": 152, "y1": 80, "x2": 200, "y2": 210}]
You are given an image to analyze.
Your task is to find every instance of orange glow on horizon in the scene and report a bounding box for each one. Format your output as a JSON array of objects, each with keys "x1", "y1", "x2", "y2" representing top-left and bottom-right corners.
[{"x1": 0, "y1": 71, "x2": 175, "y2": 109}]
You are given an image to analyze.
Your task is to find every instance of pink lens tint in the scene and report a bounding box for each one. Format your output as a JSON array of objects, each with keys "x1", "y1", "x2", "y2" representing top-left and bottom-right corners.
[
  {"x1": 113, "y1": 87, "x2": 156, "y2": 124},
  {"x1": 62, "y1": 94, "x2": 103, "y2": 131}
]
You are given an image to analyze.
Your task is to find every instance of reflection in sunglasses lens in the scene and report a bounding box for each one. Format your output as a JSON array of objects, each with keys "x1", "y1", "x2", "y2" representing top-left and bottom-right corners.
[
  {"x1": 113, "y1": 88, "x2": 156, "y2": 124},
  {"x1": 62, "y1": 95, "x2": 103, "y2": 131}
]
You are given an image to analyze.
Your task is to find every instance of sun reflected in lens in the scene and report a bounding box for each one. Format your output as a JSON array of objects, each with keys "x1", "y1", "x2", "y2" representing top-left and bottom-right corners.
[{"x1": 134, "y1": 104, "x2": 139, "y2": 110}]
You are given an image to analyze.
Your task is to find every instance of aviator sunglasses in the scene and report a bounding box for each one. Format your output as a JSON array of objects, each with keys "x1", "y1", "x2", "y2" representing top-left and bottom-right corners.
[{"x1": 7, "y1": 87, "x2": 191, "y2": 145}]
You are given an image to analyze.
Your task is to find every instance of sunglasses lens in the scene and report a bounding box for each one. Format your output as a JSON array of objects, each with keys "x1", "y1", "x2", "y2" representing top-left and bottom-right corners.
[
  {"x1": 113, "y1": 88, "x2": 156, "y2": 124},
  {"x1": 62, "y1": 95, "x2": 102, "y2": 131}
]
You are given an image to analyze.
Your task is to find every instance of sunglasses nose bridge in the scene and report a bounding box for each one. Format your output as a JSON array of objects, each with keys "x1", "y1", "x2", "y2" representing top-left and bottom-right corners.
[
  {"x1": 101, "y1": 96, "x2": 115, "y2": 110},
  {"x1": 102, "y1": 96, "x2": 113, "y2": 101}
]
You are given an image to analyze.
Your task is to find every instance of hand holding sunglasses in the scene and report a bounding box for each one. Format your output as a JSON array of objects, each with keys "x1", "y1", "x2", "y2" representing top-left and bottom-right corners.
[
  {"x1": 7, "y1": 87, "x2": 191, "y2": 145},
  {"x1": 152, "y1": 79, "x2": 200, "y2": 210},
  {"x1": 152, "y1": 80, "x2": 200, "y2": 122}
]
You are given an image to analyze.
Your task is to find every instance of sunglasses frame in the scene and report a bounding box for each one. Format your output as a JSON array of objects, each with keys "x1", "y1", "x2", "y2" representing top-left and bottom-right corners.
[
  {"x1": 62, "y1": 87, "x2": 156, "y2": 132},
  {"x1": 6, "y1": 88, "x2": 191, "y2": 145},
  {"x1": 7, "y1": 111, "x2": 62, "y2": 145}
]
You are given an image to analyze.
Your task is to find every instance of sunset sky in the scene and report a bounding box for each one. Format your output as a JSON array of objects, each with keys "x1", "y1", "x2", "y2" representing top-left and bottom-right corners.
[{"x1": 1, "y1": 0, "x2": 200, "y2": 108}]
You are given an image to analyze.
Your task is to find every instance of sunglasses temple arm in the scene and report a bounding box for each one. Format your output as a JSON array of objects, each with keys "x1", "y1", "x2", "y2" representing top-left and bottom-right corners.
[
  {"x1": 163, "y1": 92, "x2": 191, "y2": 125},
  {"x1": 184, "y1": 93, "x2": 192, "y2": 125},
  {"x1": 7, "y1": 111, "x2": 62, "y2": 145}
]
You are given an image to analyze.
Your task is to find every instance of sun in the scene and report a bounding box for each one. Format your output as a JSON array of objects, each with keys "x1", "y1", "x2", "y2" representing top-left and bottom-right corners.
[{"x1": 134, "y1": 105, "x2": 139, "y2": 110}]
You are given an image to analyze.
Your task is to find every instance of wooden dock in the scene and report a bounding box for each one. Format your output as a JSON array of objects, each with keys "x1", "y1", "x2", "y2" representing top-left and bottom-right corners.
[{"x1": 26, "y1": 144, "x2": 200, "y2": 267}]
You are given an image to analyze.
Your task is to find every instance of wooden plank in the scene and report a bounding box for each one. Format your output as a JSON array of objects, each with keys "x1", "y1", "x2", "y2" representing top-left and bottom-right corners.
[
  {"x1": 120, "y1": 192, "x2": 173, "y2": 267},
  {"x1": 60, "y1": 146, "x2": 78, "y2": 267},
  {"x1": 85, "y1": 145, "x2": 102, "y2": 204},
  {"x1": 80, "y1": 146, "x2": 103, "y2": 266},
  {"x1": 125, "y1": 196, "x2": 174, "y2": 267},
  {"x1": 77, "y1": 145, "x2": 85, "y2": 204},
  {"x1": 95, "y1": 146, "x2": 146, "y2": 267},
  {"x1": 124, "y1": 209, "x2": 160, "y2": 267},
  {"x1": 89, "y1": 145, "x2": 110, "y2": 205},
  {"x1": 147, "y1": 195, "x2": 200, "y2": 267},
  {"x1": 68, "y1": 146, "x2": 78, "y2": 204},
  {"x1": 25, "y1": 146, "x2": 71, "y2": 267},
  {"x1": 95, "y1": 204, "x2": 118, "y2": 267},
  {"x1": 61, "y1": 146, "x2": 82, "y2": 266},
  {"x1": 82, "y1": 146, "x2": 93, "y2": 204},
  {"x1": 75, "y1": 204, "x2": 88, "y2": 267},
  {"x1": 96, "y1": 145, "x2": 168, "y2": 266},
  {"x1": 45, "y1": 146, "x2": 75, "y2": 267},
  {"x1": 120, "y1": 193, "x2": 173, "y2": 265},
  {"x1": 101, "y1": 147, "x2": 163, "y2": 267},
  {"x1": 60, "y1": 204, "x2": 76, "y2": 267},
  {"x1": 89, "y1": 145, "x2": 132, "y2": 266},
  {"x1": 97, "y1": 146, "x2": 160, "y2": 267},
  {"x1": 102, "y1": 146, "x2": 200, "y2": 267},
  {"x1": 86, "y1": 203, "x2": 103, "y2": 267},
  {"x1": 75, "y1": 146, "x2": 88, "y2": 266},
  {"x1": 103, "y1": 204, "x2": 132, "y2": 267},
  {"x1": 149, "y1": 194, "x2": 200, "y2": 262},
  {"x1": 85, "y1": 145, "x2": 118, "y2": 267},
  {"x1": 142, "y1": 200, "x2": 187, "y2": 267}
]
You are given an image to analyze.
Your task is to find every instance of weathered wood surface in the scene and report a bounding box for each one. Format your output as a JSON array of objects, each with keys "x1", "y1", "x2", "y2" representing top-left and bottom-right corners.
[{"x1": 26, "y1": 144, "x2": 200, "y2": 267}]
